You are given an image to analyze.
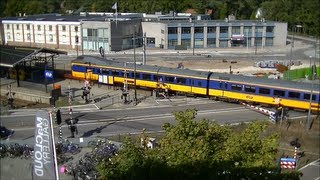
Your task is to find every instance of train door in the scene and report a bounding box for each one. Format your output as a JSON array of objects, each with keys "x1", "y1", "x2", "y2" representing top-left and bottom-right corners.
[{"x1": 219, "y1": 81, "x2": 228, "y2": 97}]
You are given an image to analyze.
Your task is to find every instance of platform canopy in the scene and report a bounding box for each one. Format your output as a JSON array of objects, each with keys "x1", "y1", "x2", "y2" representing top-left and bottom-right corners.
[{"x1": 0, "y1": 46, "x2": 67, "y2": 68}]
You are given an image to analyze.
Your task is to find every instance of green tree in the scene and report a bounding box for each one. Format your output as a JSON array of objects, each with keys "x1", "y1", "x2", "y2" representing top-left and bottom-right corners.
[{"x1": 96, "y1": 109, "x2": 300, "y2": 179}]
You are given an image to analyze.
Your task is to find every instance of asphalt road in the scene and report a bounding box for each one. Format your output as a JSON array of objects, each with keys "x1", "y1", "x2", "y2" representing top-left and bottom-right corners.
[{"x1": 1, "y1": 99, "x2": 310, "y2": 144}]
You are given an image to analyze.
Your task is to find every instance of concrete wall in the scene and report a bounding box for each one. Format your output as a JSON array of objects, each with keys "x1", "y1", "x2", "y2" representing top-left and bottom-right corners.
[
  {"x1": 141, "y1": 22, "x2": 166, "y2": 48},
  {"x1": 273, "y1": 22, "x2": 288, "y2": 46},
  {"x1": 0, "y1": 88, "x2": 51, "y2": 104}
]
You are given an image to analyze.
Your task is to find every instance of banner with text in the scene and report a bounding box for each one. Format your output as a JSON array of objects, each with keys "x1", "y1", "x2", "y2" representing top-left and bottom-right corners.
[{"x1": 33, "y1": 110, "x2": 56, "y2": 180}]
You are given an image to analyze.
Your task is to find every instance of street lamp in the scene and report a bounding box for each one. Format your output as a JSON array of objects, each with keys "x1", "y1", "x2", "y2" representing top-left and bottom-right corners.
[
  {"x1": 80, "y1": 21, "x2": 84, "y2": 55},
  {"x1": 306, "y1": 56, "x2": 315, "y2": 131},
  {"x1": 133, "y1": 26, "x2": 137, "y2": 105}
]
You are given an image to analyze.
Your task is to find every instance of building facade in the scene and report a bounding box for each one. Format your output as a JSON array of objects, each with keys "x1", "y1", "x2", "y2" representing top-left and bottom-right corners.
[
  {"x1": 0, "y1": 13, "x2": 287, "y2": 52},
  {"x1": 142, "y1": 18, "x2": 287, "y2": 49}
]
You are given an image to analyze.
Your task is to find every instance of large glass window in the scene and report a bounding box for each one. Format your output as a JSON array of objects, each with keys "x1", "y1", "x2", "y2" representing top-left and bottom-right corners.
[
  {"x1": 26, "y1": 24, "x2": 30, "y2": 30},
  {"x1": 255, "y1": 37, "x2": 262, "y2": 46},
  {"x1": 265, "y1": 38, "x2": 273, "y2": 46},
  {"x1": 255, "y1": 26, "x2": 263, "y2": 33},
  {"x1": 207, "y1": 38, "x2": 216, "y2": 47},
  {"x1": 16, "y1": 24, "x2": 19, "y2": 30},
  {"x1": 49, "y1": 25, "x2": 52, "y2": 31},
  {"x1": 195, "y1": 38, "x2": 204, "y2": 47},
  {"x1": 220, "y1": 26, "x2": 228, "y2": 33},
  {"x1": 219, "y1": 40, "x2": 228, "y2": 47},
  {"x1": 232, "y1": 26, "x2": 240, "y2": 34},
  {"x1": 168, "y1": 39, "x2": 178, "y2": 48},
  {"x1": 181, "y1": 27, "x2": 190, "y2": 34},
  {"x1": 266, "y1": 26, "x2": 274, "y2": 33},
  {"x1": 168, "y1": 27, "x2": 178, "y2": 34},
  {"x1": 62, "y1": 25, "x2": 66, "y2": 31},
  {"x1": 181, "y1": 39, "x2": 190, "y2": 48},
  {"x1": 207, "y1": 26, "x2": 216, "y2": 33},
  {"x1": 37, "y1": 25, "x2": 41, "y2": 31},
  {"x1": 194, "y1": 27, "x2": 203, "y2": 33},
  {"x1": 244, "y1": 26, "x2": 252, "y2": 34},
  {"x1": 87, "y1": 29, "x2": 98, "y2": 37}
]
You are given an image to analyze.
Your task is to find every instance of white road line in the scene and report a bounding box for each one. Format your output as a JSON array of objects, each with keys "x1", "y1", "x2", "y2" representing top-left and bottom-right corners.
[{"x1": 299, "y1": 159, "x2": 320, "y2": 171}]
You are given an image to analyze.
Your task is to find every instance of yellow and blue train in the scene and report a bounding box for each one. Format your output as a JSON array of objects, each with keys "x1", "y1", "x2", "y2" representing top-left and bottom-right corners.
[{"x1": 71, "y1": 55, "x2": 320, "y2": 112}]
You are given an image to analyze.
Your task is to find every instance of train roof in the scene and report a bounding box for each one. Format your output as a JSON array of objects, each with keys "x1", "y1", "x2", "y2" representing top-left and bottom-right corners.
[
  {"x1": 72, "y1": 55, "x2": 320, "y2": 92},
  {"x1": 210, "y1": 72, "x2": 320, "y2": 92}
]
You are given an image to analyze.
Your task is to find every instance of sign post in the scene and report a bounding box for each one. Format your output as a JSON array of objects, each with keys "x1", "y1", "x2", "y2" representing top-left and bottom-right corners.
[{"x1": 33, "y1": 110, "x2": 59, "y2": 180}]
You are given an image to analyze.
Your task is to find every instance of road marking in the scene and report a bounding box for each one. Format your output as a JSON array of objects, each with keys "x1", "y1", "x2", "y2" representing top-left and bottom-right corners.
[{"x1": 299, "y1": 158, "x2": 320, "y2": 171}]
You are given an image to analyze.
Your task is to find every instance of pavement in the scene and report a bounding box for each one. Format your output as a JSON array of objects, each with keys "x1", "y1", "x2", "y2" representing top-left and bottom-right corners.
[{"x1": 299, "y1": 159, "x2": 320, "y2": 180}]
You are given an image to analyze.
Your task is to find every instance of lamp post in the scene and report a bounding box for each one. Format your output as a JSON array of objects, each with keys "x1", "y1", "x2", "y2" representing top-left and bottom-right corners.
[
  {"x1": 133, "y1": 26, "x2": 137, "y2": 105},
  {"x1": 246, "y1": 29, "x2": 249, "y2": 52},
  {"x1": 306, "y1": 56, "x2": 315, "y2": 131},
  {"x1": 80, "y1": 21, "x2": 84, "y2": 55},
  {"x1": 192, "y1": 22, "x2": 195, "y2": 55}
]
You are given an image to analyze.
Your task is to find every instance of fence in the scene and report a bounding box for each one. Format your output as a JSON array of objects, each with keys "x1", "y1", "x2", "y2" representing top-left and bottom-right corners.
[
  {"x1": 94, "y1": 95, "x2": 122, "y2": 109},
  {"x1": 283, "y1": 66, "x2": 320, "y2": 80}
]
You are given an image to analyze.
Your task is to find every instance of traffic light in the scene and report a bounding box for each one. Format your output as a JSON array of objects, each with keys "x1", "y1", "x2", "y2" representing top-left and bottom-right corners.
[{"x1": 56, "y1": 109, "x2": 62, "y2": 125}]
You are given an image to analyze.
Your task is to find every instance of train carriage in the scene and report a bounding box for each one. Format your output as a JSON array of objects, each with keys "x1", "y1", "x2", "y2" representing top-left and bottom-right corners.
[{"x1": 71, "y1": 55, "x2": 320, "y2": 112}]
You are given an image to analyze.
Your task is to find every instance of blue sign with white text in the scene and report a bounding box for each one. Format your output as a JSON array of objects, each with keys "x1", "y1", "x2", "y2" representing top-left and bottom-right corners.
[{"x1": 44, "y1": 70, "x2": 53, "y2": 79}]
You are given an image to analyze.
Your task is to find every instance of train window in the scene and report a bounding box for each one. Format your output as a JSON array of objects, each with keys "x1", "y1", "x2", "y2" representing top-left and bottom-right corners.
[
  {"x1": 303, "y1": 94, "x2": 316, "y2": 101},
  {"x1": 176, "y1": 77, "x2": 186, "y2": 84},
  {"x1": 142, "y1": 73, "x2": 151, "y2": 80},
  {"x1": 165, "y1": 76, "x2": 175, "y2": 83},
  {"x1": 72, "y1": 65, "x2": 86, "y2": 72},
  {"x1": 274, "y1": 90, "x2": 286, "y2": 97},
  {"x1": 231, "y1": 84, "x2": 242, "y2": 91},
  {"x1": 288, "y1": 92, "x2": 300, "y2": 99},
  {"x1": 245, "y1": 85, "x2": 256, "y2": 93},
  {"x1": 259, "y1": 88, "x2": 270, "y2": 95},
  {"x1": 197, "y1": 81, "x2": 202, "y2": 87},
  {"x1": 219, "y1": 82, "x2": 228, "y2": 89},
  {"x1": 111, "y1": 70, "x2": 120, "y2": 76},
  {"x1": 101, "y1": 69, "x2": 109, "y2": 75}
]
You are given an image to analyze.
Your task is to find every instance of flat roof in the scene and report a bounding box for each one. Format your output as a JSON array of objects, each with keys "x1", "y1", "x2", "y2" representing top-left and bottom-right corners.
[
  {"x1": 0, "y1": 46, "x2": 67, "y2": 67},
  {"x1": 0, "y1": 13, "x2": 142, "y2": 23}
]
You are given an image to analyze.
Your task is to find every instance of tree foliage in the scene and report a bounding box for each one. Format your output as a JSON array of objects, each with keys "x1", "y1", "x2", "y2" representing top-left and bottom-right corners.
[
  {"x1": 97, "y1": 109, "x2": 301, "y2": 179},
  {"x1": 1, "y1": 0, "x2": 319, "y2": 36}
]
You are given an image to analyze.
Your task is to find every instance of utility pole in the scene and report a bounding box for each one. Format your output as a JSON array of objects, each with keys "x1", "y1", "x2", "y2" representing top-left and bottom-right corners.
[
  {"x1": 122, "y1": 62, "x2": 129, "y2": 103},
  {"x1": 142, "y1": 32, "x2": 147, "y2": 65},
  {"x1": 193, "y1": 22, "x2": 195, "y2": 55},
  {"x1": 290, "y1": 26, "x2": 295, "y2": 70},
  {"x1": 306, "y1": 56, "x2": 315, "y2": 131},
  {"x1": 133, "y1": 32, "x2": 137, "y2": 105}
]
